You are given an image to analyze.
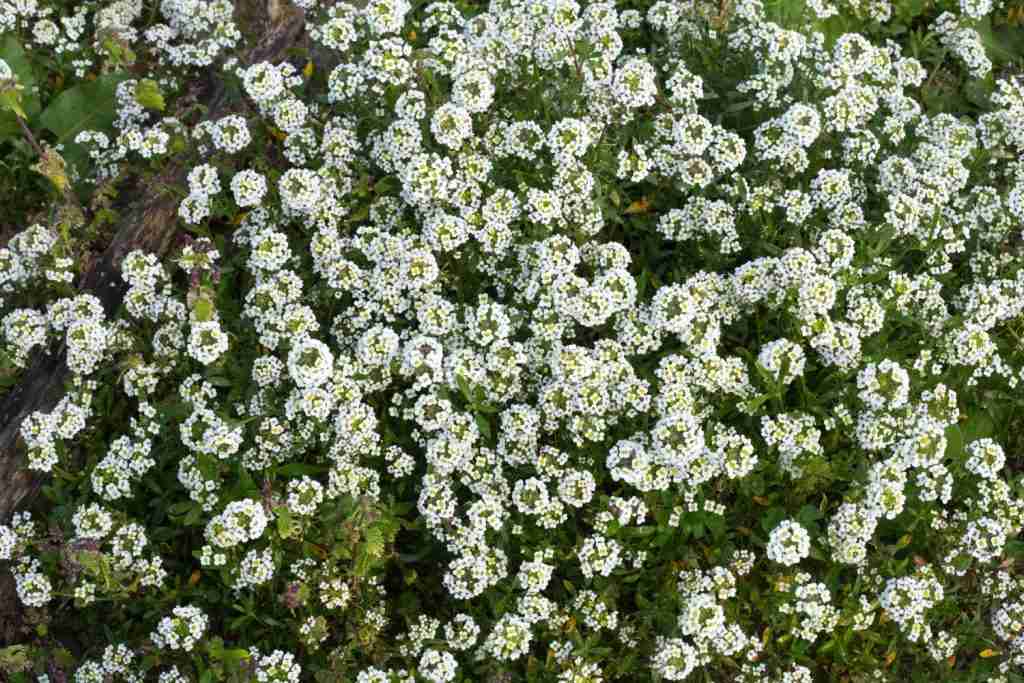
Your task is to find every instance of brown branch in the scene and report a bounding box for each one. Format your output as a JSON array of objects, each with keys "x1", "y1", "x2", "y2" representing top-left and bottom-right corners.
[{"x1": 15, "y1": 114, "x2": 44, "y2": 158}]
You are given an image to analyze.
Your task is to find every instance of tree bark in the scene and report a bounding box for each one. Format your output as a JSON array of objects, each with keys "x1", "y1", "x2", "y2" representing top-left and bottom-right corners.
[{"x1": 0, "y1": 1, "x2": 306, "y2": 644}]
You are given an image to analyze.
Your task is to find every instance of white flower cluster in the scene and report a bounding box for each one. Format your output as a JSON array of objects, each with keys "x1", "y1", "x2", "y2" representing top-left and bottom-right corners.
[
  {"x1": 13, "y1": 557, "x2": 52, "y2": 607},
  {"x1": 205, "y1": 499, "x2": 269, "y2": 548},
  {"x1": 878, "y1": 564, "x2": 945, "y2": 643},
  {"x1": 253, "y1": 649, "x2": 301, "y2": 683},
  {"x1": 934, "y1": 12, "x2": 991, "y2": 79},
  {"x1": 235, "y1": 547, "x2": 275, "y2": 589},
  {"x1": 767, "y1": 520, "x2": 811, "y2": 566},
  {"x1": 72, "y1": 502, "x2": 114, "y2": 540},
  {"x1": 20, "y1": 381, "x2": 96, "y2": 473},
  {"x1": 651, "y1": 637, "x2": 698, "y2": 681},
  {"x1": 3, "y1": 0, "x2": 1024, "y2": 679},
  {"x1": 152, "y1": 605, "x2": 208, "y2": 652},
  {"x1": 179, "y1": 163, "x2": 221, "y2": 225},
  {"x1": 757, "y1": 338, "x2": 806, "y2": 386},
  {"x1": 231, "y1": 169, "x2": 268, "y2": 208}
]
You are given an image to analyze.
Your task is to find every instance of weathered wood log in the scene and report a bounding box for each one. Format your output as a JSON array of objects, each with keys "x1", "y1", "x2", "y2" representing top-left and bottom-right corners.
[{"x1": 0, "y1": 0, "x2": 306, "y2": 644}]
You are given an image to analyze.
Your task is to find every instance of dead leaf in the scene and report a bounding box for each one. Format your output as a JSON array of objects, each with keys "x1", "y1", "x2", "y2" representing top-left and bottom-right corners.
[{"x1": 624, "y1": 198, "x2": 650, "y2": 214}]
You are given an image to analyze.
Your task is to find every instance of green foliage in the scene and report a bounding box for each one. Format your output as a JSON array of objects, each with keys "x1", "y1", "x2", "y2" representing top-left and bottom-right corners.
[{"x1": 37, "y1": 72, "x2": 131, "y2": 167}]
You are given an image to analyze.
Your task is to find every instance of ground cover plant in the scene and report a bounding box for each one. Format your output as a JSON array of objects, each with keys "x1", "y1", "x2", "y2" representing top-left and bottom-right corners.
[{"x1": 2, "y1": 0, "x2": 1024, "y2": 680}]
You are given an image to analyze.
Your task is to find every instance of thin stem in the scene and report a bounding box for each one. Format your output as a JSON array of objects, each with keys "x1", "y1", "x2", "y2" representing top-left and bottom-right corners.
[
  {"x1": 16, "y1": 113, "x2": 45, "y2": 158},
  {"x1": 17, "y1": 114, "x2": 86, "y2": 218}
]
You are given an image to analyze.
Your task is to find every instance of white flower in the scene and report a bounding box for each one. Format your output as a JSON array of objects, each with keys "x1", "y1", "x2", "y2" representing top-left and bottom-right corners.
[
  {"x1": 758, "y1": 338, "x2": 806, "y2": 386},
  {"x1": 418, "y1": 649, "x2": 458, "y2": 683},
  {"x1": 431, "y1": 103, "x2": 473, "y2": 149},
  {"x1": 14, "y1": 559, "x2": 52, "y2": 607},
  {"x1": 278, "y1": 168, "x2": 322, "y2": 214},
  {"x1": 231, "y1": 169, "x2": 267, "y2": 207},
  {"x1": 287, "y1": 337, "x2": 334, "y2": 388},
  {"x1": 187, "y1": 320, "x2": 229, "y2": 365},
  {"x1": 453, "y1": 70, "x2": 494, "y2": 113},
  {"x1": 152, "y1": 605, "x2": 208, "y2": 652},
  {"x1": 767, "y1": 520, "x2": 811, "y2": 566},
  {"x1": 611, "y1": 57, "x2": 658, "y2": 108}
]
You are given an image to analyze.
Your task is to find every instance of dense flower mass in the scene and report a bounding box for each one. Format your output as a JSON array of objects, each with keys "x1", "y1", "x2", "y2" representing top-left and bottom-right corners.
[{"x1": 2, "y1": 0, "x2": 1024, "y2": 681}]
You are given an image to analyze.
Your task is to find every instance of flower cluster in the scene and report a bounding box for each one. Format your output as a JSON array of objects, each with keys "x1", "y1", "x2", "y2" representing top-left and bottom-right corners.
[{"x1": 2, "y1": 0, "x2": 1024, "y2": 681}]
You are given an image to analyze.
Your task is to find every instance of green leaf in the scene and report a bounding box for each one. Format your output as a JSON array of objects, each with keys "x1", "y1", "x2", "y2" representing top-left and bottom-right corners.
[
  {"x1": 134, "y1": 78, "x2": 165, "y2": 111},
  {"x1": 1005, "y1": 540, "x2": 1024, "y2": 559},
  {"x1": 167, "y1": 501, "x2": 196, "y2": 516},
  {"x1": 37, "y1": 72, "x2": 131, "y2": 169},
  {"x1": 797, "y1": 504, "x2": 823, "y2": 526},
  {"x1": 372, "y1": 175, "x2": 400, "y2": 195},
  {"x1": 0, "y1": 36, "x2": 40, "y2": 138},
  {"x1": 196, "y1": 452, "x2": 220, "y2": 480},
  {"x1": 743, "y1": 393, "x2": 772, "y2": 414},
  {"x1": 944, "y1": 423, "x2": 964, "y2": 461},
  {"x1": 474, "y1": 412, "x2": 491, "y2": 439},
  {"x1": 0, "y1": 645, "x2": 31, "y2": 673},
  {"x1": 0, "y1": 87, "x2": 26, "y2": 120},
  {"x1": 274, "y1": 462, "x2": 329, "y2": 477},
  {"x1": 345, "y1": 203, "x2": 371, "y2": 225},
  {"x1": 761, "y1": 507, "x2": 787, "y2": 534},
  {"x1": 977, "y1": 16, "x2": 1024, "y2": 64},
  {"x1": 99, "y1": 36, "x2": 136, "y2": 69},
  {"x1": 962, "y1": 410, "x2": 995, "y2": 443},
  {"x1": 363, "y1": 525, "x2": 385, "y2": 559},
  {"x1": 232, "y1": 464, "x2": 258, "y2": 498},
  {"x1": 206, "y1": 373, "x2": 232, "y2": 387},
  {"x1": 221, "y1": 648, "x2": 251, "y2": 669},
  {"x1": 808, "y1": 545, "x2": 828, "y2": 561},
  {"x1": 455, "y1": 373, "x2": 472, "y2": 403},
  {"x1": 705, "y1": 513, "x2": 726, "y2": 540},
  {"x1": 193, "y1": 295, "x2": 215, "y2": 322},
  {"x1": 73, "y1": 549, "x2": 108, "y2": 576},
  {"x1": 276, "y1": 507, "x2": 294, "y2": 539},
  {"x1": 183, "y1": 504, "x2": 203, "y2": 526}
]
